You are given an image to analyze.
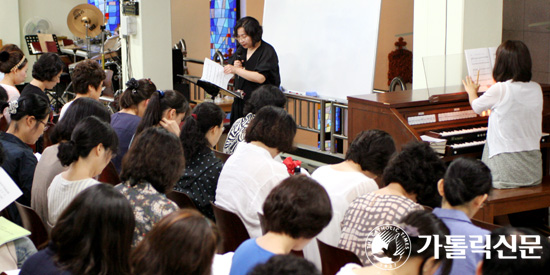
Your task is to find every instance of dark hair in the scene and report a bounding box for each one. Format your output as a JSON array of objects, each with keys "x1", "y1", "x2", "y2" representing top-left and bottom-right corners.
[
  {"x1": 493, "y1": 40, "x2": 532, "y2": 82},
  {"x1": 345, "y1": 130, "x2": 396, "y2": 176},
  {"x1": 57, "y1": 116, "x2": 118, "y2": 166},
  {"x1": 11, "y1": 93, "x2": 51, "y2": 123},
  {"x1": 0, "y1": 85, "x2": 8, "y2": 115},
  {"x1": 443, "y1": 158, "x2": 492, "y2": 206},
  {"x1": 234, "y1": 16, "x2": 263, "y2": 47},
  {"x1": 50, "y1": 97, "x2": 111, "y2": 144},
  {"x1": 180, "y1": 102, "x2": 224, "y2": 160},
  {"x1": 483, "y1": 227, "x2": 550, "y2": 275},
  {"x1": 0, "y1": 45, "x2": 27, "y2": 73},
  {"x1": 243, "y1": 85, "x2": 286, "y2": 114},
  {"x1": 248, "y1": 254, "x2": 320, "y2": 275},
  {"x1": 131, "y1": 209, "x2": 220, "y2": 275},
  {"x1": 119, "y1": 78, "x2": 156, "y2": 109},
  {"x1": 72, "y1": 59, "x2": 105, "y2": 94},
  {"x1": 120, "y1": 127, "x2": 185, "y2": 193},
  {"x1": 135, "y1": 90, "x2": 190, "y2": 136},
  {"x1": 263, "y1": 175, "x2": 332, "y2": 239},
  {"x1": 399, "y1": 210, "x2": 452, "y2": 275},
  {"x1": 382, "y1": 141, "x2": 446, "y2": 208},
  {"x1": 32, "y1": 52, "x2": 64, "y2": 82},
  {"x1": 51, "y1": 184, "x2": 135, "y2": 275},
  {"x1": 245, "y1": 106, "x2": 296, "y2": 153}
]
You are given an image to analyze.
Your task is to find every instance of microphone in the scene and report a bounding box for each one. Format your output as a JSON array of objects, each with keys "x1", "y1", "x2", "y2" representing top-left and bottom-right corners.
[{"x1": 236, "y1": 46, "x2": 245, "y2": 66}]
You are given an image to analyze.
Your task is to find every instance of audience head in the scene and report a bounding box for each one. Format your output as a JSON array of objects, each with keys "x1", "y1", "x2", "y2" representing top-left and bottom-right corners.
[
  {"x1": 8, "y1": 93, "x2": 51, "y2": 144},
  {"x1": 0, "y1": 45, "x2": 28, "y2": 83},
  {"x1": 479, "y1": 226, "x2": 550, "y2": 275},
  {"x1": 51, "y1": 184, "x2": 135, "y2": 275},
  {"x1": 440, "y1": 158, "x2": 492, "y2": 209},
  {"x1": 57, "y1": 116, "x2": 118, "y2": 176},
  {"x1": 243, "y1": 85, "x2": 286, "y2": 114},
  {"x1": 131, "y1": 209, "x2": 220, "y2": 275},
  {"x1": 234, "y1": 16, "x2": 263, "y2": 48},
  {"x1": 0, "y1": 85, "x2": 8, "y2": 117},
  {"x1": 493, "y1": 40, "x2": 532, "y2": 82},
  {"x1": 248, "y1": 254, "x2": 320, "y2": 275},
  {"x1": 263, "y1": 176, "x2": 332, "y2": 248},
  {"x1": 119, "y1": 78, "x2": 156, "y2": 116},
  {"x1": 399, "y1": 210, "x2": 452, "y2": 275},
  {"x1": 382, "y1": 141, "x2": 446, "y2": 208},
  {"x1": 120, "y1": 127, "x2": 185, "y2": 193},
  {"x1": 50, "y1": 97, "x2": 110, "y2": 144},
  {"x1": 245, "y1": 106, "x2": 296, "y2": 154},
  {"x1": 31, "y1": 52, "x2": 64, "y2": 89},
  {"x1": 180, "y1": 102, "x2": 225, "y2": 160},
  {"x1": 71, "y1": 59, "x2": 105, "y2": 99},
  {"x1": 345, "y1": 129, "x2": 396, "y2": 176},
  {"x1": 135, "y1": 90, "x2": 190, "y2": 136}
]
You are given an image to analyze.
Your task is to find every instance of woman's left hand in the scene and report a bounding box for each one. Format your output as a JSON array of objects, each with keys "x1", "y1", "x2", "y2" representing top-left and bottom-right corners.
[
  {"x1": 462, "y1": 76, "x2": 480, "y2": 95},
  {"x1": 224, "y1": 65, "x2": 240, "y2": 74},
  {"x1": 160, "y1": 118, "x2": 181, "y2": 136}
]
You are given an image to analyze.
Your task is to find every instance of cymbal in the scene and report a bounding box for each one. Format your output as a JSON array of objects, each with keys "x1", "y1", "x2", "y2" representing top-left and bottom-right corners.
[{"x1": 67, "y1": 4, "x2": 104, "y2": 39}]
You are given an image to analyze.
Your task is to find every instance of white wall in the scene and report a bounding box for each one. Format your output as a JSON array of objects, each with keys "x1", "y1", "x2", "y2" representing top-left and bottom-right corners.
[{"x1": 0, "y1": 0, "x2": 21, "y2": 48}]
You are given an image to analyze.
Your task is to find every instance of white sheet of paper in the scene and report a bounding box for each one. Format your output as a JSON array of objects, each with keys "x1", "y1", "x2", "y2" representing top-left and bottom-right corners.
[
  {"x1": 200, "y1": 58, "x2": 234, "y2": 90},
  {"x1": 0, "y1": 168, "x2": 22, "y2": 212},
  {"x1": 464, "y1": 47, "x2": 498, "y2": 91}
]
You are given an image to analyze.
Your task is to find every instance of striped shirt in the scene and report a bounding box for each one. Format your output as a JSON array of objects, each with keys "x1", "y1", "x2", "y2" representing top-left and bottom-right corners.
[{"x1": 47, "y1": 174, "x2": 100, "y2": 226}]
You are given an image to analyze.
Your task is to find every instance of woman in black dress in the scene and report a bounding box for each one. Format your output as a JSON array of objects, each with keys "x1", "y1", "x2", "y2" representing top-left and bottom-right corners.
[{"x1": 224, "y1": 16, "x2": 280, "y2": 124}]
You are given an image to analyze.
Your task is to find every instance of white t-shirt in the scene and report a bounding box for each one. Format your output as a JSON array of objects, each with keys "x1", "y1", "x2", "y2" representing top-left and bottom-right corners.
[
  {"x1": 1, "y1": 83, "x2": 20, "y2": 123},
  {"x1": 58, "y1": 100, "x2": 74, "y2": 121},
  {"x1": 47, "y1": 174, "x2": 100, "y2": 226},
  {"x1": 303, "y1": 165, "x2": 378, "y2": 269},
  {"x1": 472, "y1": 80, "x2": 542, "y2": 158},
  {"x1": 215, "y1": 142, "x2": 289, "y2": 238},
  {"x1": 335, "y1": 263, "x2": 362, "y2": 275}
]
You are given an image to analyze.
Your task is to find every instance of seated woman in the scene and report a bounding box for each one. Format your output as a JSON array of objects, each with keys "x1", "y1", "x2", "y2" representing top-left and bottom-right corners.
[
  {"x1": 338, "y1": 142, "x2": 446, "y2": 265},
  {"x1": 131, "y1": 209, "x2": 220, "y2": 275},
  {"x1": 337, "y1": 210, "x2": 452, "y2": 275},
  {"x1": 216, "y1": 106, "x2": 297, "y2": 238},
  {"x1": 433, "y1": 158, "x2": 492, "y2": 275},
  {"x1": 47, "y1": 116, "x2": 118, "y2": 226},
  {"x1": 116, "y1": 127, "x2": 185, "y2": 246},
  {"x1": 174, "y1": 102, "x2": 225, "y2": 220},
  {"x1": 32, "y1": 97, "x2": 110, "y2": 226},
  {"x1": 134, "y1": 89, "x2": 190, "y2": 137},
  {"x1": 0, "y1": 45, "x2": 27, "y2": 123},
  {"x1": 0, "y1": 93, "x2": 51, "y2": 225},
  {"x1": 111, "y1": 78, "x2": 156, "y2": 172},
  {"x1": 21, "y1": 52, "x2": 65, "y2": 105},
  {"x1": 20, "y1": 184, "x2": 135, "y2": 275},
  {"x1": 230, "y1": 175, "x2": 332, "y2": 275},
  {"x1": 223, "y1": 84, "x2": 286, "y2": 154}
]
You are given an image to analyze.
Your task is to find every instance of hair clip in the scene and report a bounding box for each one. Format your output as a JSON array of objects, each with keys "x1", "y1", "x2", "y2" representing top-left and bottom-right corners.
[
  {"x1": 157, "y1": 90, "x2": 165, "y2": 98},
  {"x1": 191, "y1": 114, "x2": 197, "y2": 120},
  {"x1": 8, "y1": 100, "x2": 18, "y2": 115}
]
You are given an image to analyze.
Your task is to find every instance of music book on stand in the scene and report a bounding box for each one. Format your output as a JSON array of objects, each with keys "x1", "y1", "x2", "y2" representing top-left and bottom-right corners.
[{"x1": 198, "y1": 58, "x2": 243, "y2": 99}]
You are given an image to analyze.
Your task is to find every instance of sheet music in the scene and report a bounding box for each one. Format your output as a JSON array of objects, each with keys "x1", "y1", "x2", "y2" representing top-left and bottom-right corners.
[
  {"x1": 0, "y1": 168, "x2": 22, "y2": 212},
  {"x1": 200, "y1": 58, "x2": 234, "y2": 90},
  {"x1": 465, "y1": 47, "x2": 497, "y2": 92},
  {"x1": 0, "y1": 217, "x2": 31, "y2": 246}
]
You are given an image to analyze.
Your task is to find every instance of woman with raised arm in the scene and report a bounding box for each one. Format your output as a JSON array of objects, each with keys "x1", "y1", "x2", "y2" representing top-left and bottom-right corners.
[{"x1": 134, "y1": 89, "x2": 190, "y2": 137}]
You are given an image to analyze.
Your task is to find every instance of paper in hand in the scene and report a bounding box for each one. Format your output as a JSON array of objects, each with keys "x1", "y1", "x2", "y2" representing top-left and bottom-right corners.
[{"x1": 200, "y1": 58, "x2": 234, "y2": 90}]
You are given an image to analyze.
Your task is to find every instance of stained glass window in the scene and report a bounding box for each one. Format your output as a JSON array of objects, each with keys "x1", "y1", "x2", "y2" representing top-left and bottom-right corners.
[
  {"x1": 88, "y1": 0, "x2": 121, "y2": 33},
  {"x1": 210, "y1": 0, "x2": 238, "y2": 59}
]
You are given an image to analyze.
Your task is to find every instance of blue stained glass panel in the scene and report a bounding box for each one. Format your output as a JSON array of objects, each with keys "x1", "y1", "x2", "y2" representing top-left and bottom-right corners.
[
  {"x1": 88, "y1": 0, "x2": 120, "y2": 32},
  {"x1": 210, "y1": 0, "x2": 237, "y2": 59}
]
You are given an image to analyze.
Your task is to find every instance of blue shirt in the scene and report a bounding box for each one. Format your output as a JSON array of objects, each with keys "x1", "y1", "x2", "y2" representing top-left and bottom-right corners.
[
  {"x1": 20, "y1": 246, "x2": 71, "y2": 275},
  {"x1": 230, "y1": 238, "x2": 276, "y2": 275},
  {"x1": 110, "y1": 112, "x2": 141, "y2": 172},
  {"x1": 433, "y1": 207, "x2": 490, "y2": 275}
]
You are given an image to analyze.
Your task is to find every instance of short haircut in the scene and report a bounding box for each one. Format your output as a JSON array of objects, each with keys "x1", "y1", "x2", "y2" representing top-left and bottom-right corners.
[
  {"x1": 51, "y1": 184, "x2": 135, "y2": 275},
  {"x1": 57, "y1": 116, "x2": 118, "y2": 166},
  {"x1": 245, "y1": 106, "x2": 296, "y2": 153},
  {"x1": 120, "y1": 127, "x2": 185, "y2": 194},
  {"x1": 493, "y1": 40, "x2": 532, "y2": 82},
  {"x1": 119, "y1": 78, "x2": 157, "y2": 109},
  {"x1": 382, "y1": 141, "x2": 446, "y2": 208},
  {"x1": 0, "y1": 45, "x2": 27, "y2": 73},
  {"x1": 263, "y1": 175, "x2": 332, "y2": 239},
  {"x1": 50, "y1": 97, "x2": 111, "y2": 144},
  {"x1": 234, "y1": 16, "x2": 263, "y2": 47},
  {"x1": 243, "y1": 85, "x2": 286, "y2": 114},
  {"x1": 32, "y1": 52, "x2": 65, "y2": 82},
  {"x1": 345, "y1": 129, "x2": 396, "y2": 176},
  {"x1": 131, "y1": 209, "x2": 220, "y2": 275},
  {"x1": 482, "y1": 227, "x2": 550, "y2": 275},
  {"x1": 443, "y1": 158, "x2": 492, "y2": 206},
  {"x1": 248, "y1": 254, "x2": 320, "y2": 275},
  {"x1": 180, "y1": 102, "x2": 225, "y2": 160},
  {"x1": 135, "y1": 90, "x2": 190, "y2": 137},
  {"x1": 71, "y1": 59, "x2": 105, "y2": 94}
]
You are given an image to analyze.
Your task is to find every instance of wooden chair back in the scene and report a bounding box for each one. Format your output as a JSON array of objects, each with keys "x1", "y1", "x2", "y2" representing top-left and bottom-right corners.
[
  {"x1": 211, "y1": 202, "x2": 250, "y2": 253},
  {"x1": 471, "y1": 218, "x2": 502, "y2": 231},
  {"x1": 166, "y1": 190, "x2": 197, "y2": 209},
  {"x1": 15, "y1": 202, "x2": 49, "y2": 248},
  {"x1": 213, "y1": 150, "x2": 231, "y2": 163},
  {"x1": 98, "y1": 161, "x2": 120, "y2": 186},
  {"x1": 317, "y1": 239, "x2": 362, "y2": 275}
]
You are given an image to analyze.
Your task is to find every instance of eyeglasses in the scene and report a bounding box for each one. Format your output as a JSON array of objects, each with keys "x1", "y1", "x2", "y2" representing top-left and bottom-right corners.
[
  {"x1": 35, "y1": 119, "x2": 52, "y2": 131},
  {"x1": 236, "y1": 34, "x2": 249, "y2": 41}
]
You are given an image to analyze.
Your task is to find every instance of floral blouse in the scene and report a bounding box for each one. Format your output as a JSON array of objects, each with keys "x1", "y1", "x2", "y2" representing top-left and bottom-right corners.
[{"x1": 115, "y1": 180, "x2": 178, "y2": 246}]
